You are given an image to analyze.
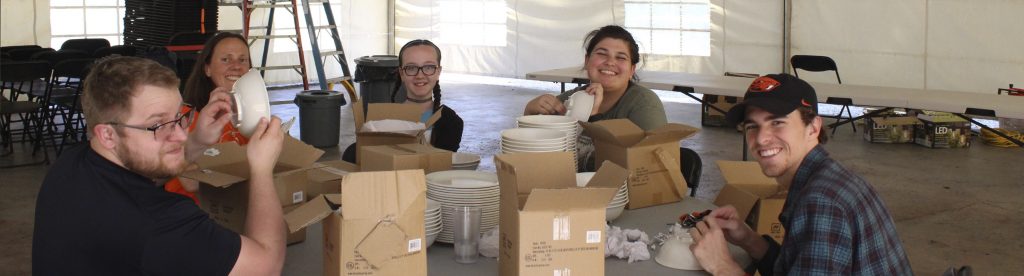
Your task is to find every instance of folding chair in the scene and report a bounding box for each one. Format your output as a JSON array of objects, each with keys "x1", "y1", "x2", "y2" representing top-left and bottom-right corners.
[
  {"x1": 790, "y1": 55, "x2": 856, "y2": 135},
  {"x1": 679, "y1": 147, "x2": 702, "y2": 197},
  {"x1": 1, "y1": 61, "x2": 52, "y2": 167}
]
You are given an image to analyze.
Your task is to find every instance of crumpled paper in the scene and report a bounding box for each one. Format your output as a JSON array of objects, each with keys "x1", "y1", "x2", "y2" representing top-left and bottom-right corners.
[
  {"x1": 479, "y1": 228, "x2": 500, "y2": 258},
  {"x1": 605, "y1": 225, "x2": 651, "y2": 263}
]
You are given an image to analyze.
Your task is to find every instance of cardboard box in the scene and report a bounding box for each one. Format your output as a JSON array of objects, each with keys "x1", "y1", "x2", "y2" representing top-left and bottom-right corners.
[
  {"x1": 351, "y1": 98, "x2": 442, "y2": 163},
  {"x1": 494, "y1": 152, "x2": 628, "y2": 276},
  {"x1": 286, "y1": 170, "x2": 427, "y2": 276},
  {"x1": 915, "y1": 111, "x2": 972, "y2": 148},
  {"x1": 713, "y1": 160, "x2": 787, "y2": 243},
  {"x1": 863, "y1": 116, "x2": 920, "y2": 143},
  {"x1": 182, "y1": 135, "x2": 324, "y2": 234},
  {"x1": 702, "y1": 95, "x2": 742, "y2": 127},
  {"x1": 306, "y1": 160, "x2": 358, "y2": 200},
  {"x1": 581, "y1": 119, "x2": 700, "y2": 209},
  {"x1": 360, "y1": 144, "x2": 452, "y2": 173},
  {"x1": 283, "y1": 204, "x2": 307, "y2": 245}
]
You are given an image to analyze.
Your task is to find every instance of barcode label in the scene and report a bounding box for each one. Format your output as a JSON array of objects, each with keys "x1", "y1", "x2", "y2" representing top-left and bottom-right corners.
[
  {"x1": 554, "y1": 268, "x2": 571, "y2": 276},
  {"x1": 552, "y1": 215, "x2": 570, "y2": 241},
  {"x1": 292, "y1": 191, "x2": 304, "y2": 204},
  {"x1": 408, "y1": 238, "x2": 422, "y2": 253},
  {"x1": 586, "y1": 231, "x2": 601, "y2": 244}
]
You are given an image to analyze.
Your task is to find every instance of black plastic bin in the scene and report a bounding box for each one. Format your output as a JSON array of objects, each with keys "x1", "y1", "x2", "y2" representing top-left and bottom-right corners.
[
  {"x1": 353, "y1": 55, "x2": 399, "y2": 110},
  {"x1": 294, "y1": 90, "x2": 345, "y2": 148}
]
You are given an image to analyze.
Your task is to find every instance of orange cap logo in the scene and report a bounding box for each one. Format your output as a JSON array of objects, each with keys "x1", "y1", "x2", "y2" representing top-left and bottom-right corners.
[{"x1": 749, "y1": 77, "x2": 781, "y2": 93}]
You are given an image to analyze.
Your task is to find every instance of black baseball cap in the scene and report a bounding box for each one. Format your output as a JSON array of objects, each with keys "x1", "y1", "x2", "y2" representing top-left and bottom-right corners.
[{"x1": 725, "y1": 73, "x2": 818, "y2": 126}]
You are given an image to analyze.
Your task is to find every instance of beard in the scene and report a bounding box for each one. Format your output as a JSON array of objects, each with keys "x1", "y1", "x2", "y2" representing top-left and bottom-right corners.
[{"x1": 116, "y1": 141, "x2": 187, "y2": 180}]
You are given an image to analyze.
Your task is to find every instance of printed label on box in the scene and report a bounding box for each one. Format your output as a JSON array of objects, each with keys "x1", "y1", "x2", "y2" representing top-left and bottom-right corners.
[
  {"x1": 292, "y1": 191, "x2": 304, "y2": 204},
  {"x1": 408, "y1": 238, "x2": 422, "y2": 253},
  {"x1": 586, "y1": 231, "x2": 601, "y2": 244},
  {"x1": 552, "y1": 215, "x2": 570, "y2": 241},
  {"x1": 554, "y1": 268, "x2": 571, "y2": 276}
]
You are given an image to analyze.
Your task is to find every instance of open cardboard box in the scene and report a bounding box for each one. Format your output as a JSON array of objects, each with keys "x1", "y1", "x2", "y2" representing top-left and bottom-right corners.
[
  {"x1": 305, "y1": 160, "x2": 359, "y2": 201},
  {"x1": 713, "y1": 160, "x2": 787, "y2": 242},
  {"x1": 494, "y1": 152, "x2": 628, "y2": 276},
  {"x1": 360, "y1": 143, "x2": 452, "y2": 173},
  {"x1": 582, "y1": 119, "x2": 700, "y2": 209},
  {"x1": 285, "y1": 170, "x2": 427, "y2": 276},
  {"x1": 181, "y1": 135, "x2": 324, "y2": 241},
  {"x1": 351, "y1": 97, "x2": 442, "y2": 163}
]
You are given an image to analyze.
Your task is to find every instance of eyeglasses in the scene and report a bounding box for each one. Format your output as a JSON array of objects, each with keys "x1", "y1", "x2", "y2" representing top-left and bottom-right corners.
[
  {"x1": 401, "y1": 65, "x2": 439, "y2": 76},
  {"x1": 106, "y1": 104, "x2": 195, "y2": 140}
]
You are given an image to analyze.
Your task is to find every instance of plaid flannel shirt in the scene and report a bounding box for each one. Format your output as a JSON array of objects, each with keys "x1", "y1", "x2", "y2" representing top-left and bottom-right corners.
[{"x1": 757, "y1": 145, "x2": 913, "y2": 275}]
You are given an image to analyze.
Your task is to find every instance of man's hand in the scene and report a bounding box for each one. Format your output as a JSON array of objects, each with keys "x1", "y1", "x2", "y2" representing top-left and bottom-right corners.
[
  {"x1": 245, "y1": 116, "x2": 284, "y2": 176},
  {"x1": 690, "y1": 218, "x2": 745, "y2": 276},
  {"x1": 190, "y1": 87, "x2": 234, "y2": 147},
  {"x1": 706, "y1": 205, "x2": 768, "y2": 259},
  {"x1": 524, "y1": 94, "x2": 566, "y2": 115}
]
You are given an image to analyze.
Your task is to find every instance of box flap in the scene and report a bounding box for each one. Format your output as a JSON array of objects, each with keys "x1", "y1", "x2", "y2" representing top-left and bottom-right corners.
[
  {"x1": 713, "y1": 184, "x2": 758, "y2": 220},
  {"x1": 581, "y1": 119, "x2": 645, "y2": 147},
  {"x1": 341, "y1": 170, "x2": 426, "y2": 220},
  {"x1": 277, "y1": 135, "x2": 326, "y2": 168},
  {"x1": 307, "y1": 160, "x2": 358, "y2": 182},
  {"x1": 634, "y1": 123, "x2": 701, "y2": 147},
  {"x1": 284, "y1": 195, "x2": 338, "y2": 233},
  {"x1": 585, "y1": 161, "x2": 629, "y2": 189},
  {"x1": 193, "y1": 140, "x2": 248, "y2": 169},
  {"x1": 366, "y1": 103, "x2": 423, "y2": 123},
  {"x1": 871, "y1": 116, "x2": 921, "y2": 126},
  {"x1": 522, "y1": 188, "x2": 617, "y2": 212},
  {"x1": 179, "y1": 168, "x2": 248, "y2": 187},
  {"x1": 717, "y1": 160, "x2": 781, "y2": 197},
  {"x1": 494, "y1": 152, "x2": 577, "y2": 198},
  {"x1": 352, "y1": 96, "x2": 366, "y2": 130},
  {"x1": 355, "y1": 221, "x2": 410, "y2": 269}
]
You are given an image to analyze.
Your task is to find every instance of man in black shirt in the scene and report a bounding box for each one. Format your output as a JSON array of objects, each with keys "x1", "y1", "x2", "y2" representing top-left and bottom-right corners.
[{"x1": 33, "y1": 57, "x2": 287, "y2": 275}]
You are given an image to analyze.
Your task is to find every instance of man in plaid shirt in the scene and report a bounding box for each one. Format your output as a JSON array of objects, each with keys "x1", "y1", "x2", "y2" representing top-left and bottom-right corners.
[{"x1": 688, "y1": 74, "x2": 913, "y2": 275}]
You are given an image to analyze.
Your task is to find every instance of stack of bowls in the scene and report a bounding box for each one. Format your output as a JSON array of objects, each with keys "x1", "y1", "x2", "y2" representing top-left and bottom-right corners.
[
  {"x1": 575, "y1": 172, "x2": 629, "y2": 221},
  {"x1": 425, "y1": 170, "x2": 500, "y2": 243},
  {"x1": 425, "y1": 199, "x2": 443, "y2": 248},
  {"x1": 451, "y1": 152, "x2": 481, "y2": 170},
  {"x1": 501, "y1": 126, "x2": 575, "y2": 169},
  {"x1": 516, "y1": 115, "x2": 580, "y2": 168}
]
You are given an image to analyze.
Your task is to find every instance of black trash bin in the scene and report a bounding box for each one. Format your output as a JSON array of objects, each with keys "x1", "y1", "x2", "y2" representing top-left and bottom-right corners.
[
  {"x1": 353, "y1": 55, "x2": 399, "y2": 110},
  {"x1": 294, "y1": 90, "x2": 345, "y2": 148}
]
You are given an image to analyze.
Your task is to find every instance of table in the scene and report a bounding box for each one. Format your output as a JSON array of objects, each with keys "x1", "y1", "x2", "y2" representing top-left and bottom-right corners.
[
  {"x1": 525, "y1": 67, "x2": 1024, "y2": 147},
  {"x1": 285, "y1": 197, "x2": 728, "y2": 275}
]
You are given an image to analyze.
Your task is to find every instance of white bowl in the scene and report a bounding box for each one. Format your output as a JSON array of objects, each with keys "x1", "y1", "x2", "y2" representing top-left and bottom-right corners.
[
  {"x1": 655, "y1": 233, "x2": 702, "y2": 270},
  {"x1": 230, "y1": 69, "x2": 271, "y2": 137},
  {"x1": 501, "y1": 128, "x2": 568, "y2": 142},
  {"x1": 517, "y1": 115, "x2": 577, "y2": 125},
  {"x1": 452, "y1": 152, "x2": 481, "y2": 165},
  {"x1": 565, "y1": 92, "x2": 595, "y2": 122},
  {"x1": 606, "y1": 204, "x2": 626, "y2": 221}
]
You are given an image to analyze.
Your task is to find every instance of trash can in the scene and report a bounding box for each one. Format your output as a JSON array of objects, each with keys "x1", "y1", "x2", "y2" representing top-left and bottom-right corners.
[
  {"x1": 353, "y1": 55, "x2": 399, "y2": 111},
  {"x1": 294, "y1": 90, "x2": 345, "y2": 148}
]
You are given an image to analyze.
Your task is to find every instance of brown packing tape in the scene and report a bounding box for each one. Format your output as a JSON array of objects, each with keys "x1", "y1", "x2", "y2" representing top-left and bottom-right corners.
[{"x1": 653, "y1": 147, "x2": 686, "y2": 199}]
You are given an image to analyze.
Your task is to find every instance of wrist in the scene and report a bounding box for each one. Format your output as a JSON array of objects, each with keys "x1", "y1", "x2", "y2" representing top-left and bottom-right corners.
[
  {"x1": 708, "y1": 260, "x2": 745, "y2": 276},
  {"x1": 741, "y1": 234, "x2": 770, "y2": 260}
]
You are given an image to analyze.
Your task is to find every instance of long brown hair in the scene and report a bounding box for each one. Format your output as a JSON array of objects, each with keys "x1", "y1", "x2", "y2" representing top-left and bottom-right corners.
[{"x1": 182, "y1": 32, "x2": 249, "y2": 110}]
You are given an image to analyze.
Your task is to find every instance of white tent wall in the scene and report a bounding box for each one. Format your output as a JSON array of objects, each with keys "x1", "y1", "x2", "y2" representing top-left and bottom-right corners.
[
  {"x1": 791, "y1": 0, "x2": 1024, "y2": 93},
  {"x1": 218, "y1": 1, "x2": 389, "y2": 86},
  {"x1": 1, "y1": 0, "x2": 50, "y2": 47},
  {"x1": 395, "y1": 0, "x2": 785, "y2": 79}
]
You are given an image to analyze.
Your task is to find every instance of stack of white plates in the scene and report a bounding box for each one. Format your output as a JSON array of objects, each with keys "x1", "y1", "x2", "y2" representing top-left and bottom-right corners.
[
  {"x1": 424, "y1": 199, "x2": 443, "y2": 248},
  {"x1": 451, "y1": 152, "x2": 481, "y2": 171},
  {"x1": 576, "y1": 172, "x2": 629, "y2": 221},
  {"x1": 515, "y1": 115, "x2": 580, "y2": 170},
  {"x1": 425, "y1": 170, "x2": 500, "y2": 243}
]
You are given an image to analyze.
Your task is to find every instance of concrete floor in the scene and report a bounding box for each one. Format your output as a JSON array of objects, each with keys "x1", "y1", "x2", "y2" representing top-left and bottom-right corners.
[{"x1": 2, "y1": 74, "x2": 1022, "y2": 275}]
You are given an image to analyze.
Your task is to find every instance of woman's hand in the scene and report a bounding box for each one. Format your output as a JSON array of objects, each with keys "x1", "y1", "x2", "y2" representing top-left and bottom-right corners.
[
  {"x1": 524, "y1": 94, "x2": 566, "y2": 115},
  {"x1": 584, "y1": 83, "x2": 604, "y2": 116}
]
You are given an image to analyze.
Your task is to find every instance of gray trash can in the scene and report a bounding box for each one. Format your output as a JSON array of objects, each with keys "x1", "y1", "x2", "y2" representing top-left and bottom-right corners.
[
  {"x1": 294, "y1": 90, "x2": 345, "y2": 148},
  {"x1": 353, "y1": 55, "x2": 399, "y2": 111}
]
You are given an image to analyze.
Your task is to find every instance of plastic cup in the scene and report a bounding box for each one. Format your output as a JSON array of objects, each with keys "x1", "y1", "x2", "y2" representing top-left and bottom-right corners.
[{"x1": 453, "y1": 206, "x2": 481, "y2": 264}]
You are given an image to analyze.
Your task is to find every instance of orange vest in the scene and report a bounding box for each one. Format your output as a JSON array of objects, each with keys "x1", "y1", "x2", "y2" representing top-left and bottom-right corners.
[{"x1": 165, "y1": 106, "x2": 249, "y2": 203}]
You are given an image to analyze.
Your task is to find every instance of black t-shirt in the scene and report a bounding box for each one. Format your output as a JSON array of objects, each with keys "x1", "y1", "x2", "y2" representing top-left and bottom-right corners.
[{"x1": 32, "y1": 145, "x2": 241, "y2": 275}]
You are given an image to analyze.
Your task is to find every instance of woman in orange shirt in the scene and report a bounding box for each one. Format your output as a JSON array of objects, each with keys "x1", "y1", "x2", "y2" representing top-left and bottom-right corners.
[{"x1": 165, "y1": 32, "x2": 253, "y2": 202}]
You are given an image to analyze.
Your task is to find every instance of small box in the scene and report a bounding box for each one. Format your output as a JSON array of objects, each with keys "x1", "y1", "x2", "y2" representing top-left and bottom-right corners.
[
  {"x1": 863, "y1": 116, "x2": 920, "y2": 143},
  {"x1": 286, "y1": 170, "x2": 427, "y2": 276},
  {"x1": 915, "y1": 111, "x2": 972, "y2": 148},
  {"x1": 305, "y1": 160, "x2": 358, "y2": 200},
  {"x1": 582, "y1": 119, "x2": 700, "y2": 209},
  {"x1": 351, "y1": 98, "x2": 442, "y2": 163},
  {"x1": 360, "y1": 144, "x2": 453, "y2": 173},
  {"x1": 182, "y1": 136, "x2": 324, "y2": 237},
  {"x1": 713, "y1": 160, "x2": 787, "y2": 243},
  {"x1": 702, "y1": 95, "x2": 742, "y2": 127},
  {"x1": 494, "y1": 152, "x2": 628, "y2": 276}
]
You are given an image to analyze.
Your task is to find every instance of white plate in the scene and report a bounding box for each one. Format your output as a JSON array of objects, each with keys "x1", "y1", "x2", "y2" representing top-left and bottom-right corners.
[
  {"x1": 452, "y1": 152, "x2": 481, "y2": 164},
  {"x1": 230, "y1": 69, "x2": 271, "y2": 137},
  {"x1": 501, "y1": 128, "x2": 567, "y2": 142},
  {"x1": 425, "y1": 171, "x2": 499, "y2": 189},
  {"x1": 565, "y1": 92, "x2": 595, "y2": 122},
  {"x1": 516, "y1": 115, "x2": 577, "y2": 125}
]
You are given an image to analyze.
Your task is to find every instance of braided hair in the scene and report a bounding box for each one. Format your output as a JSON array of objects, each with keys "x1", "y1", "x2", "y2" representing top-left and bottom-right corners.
[{"x1": 390, "y1": 39, "x2": 443, "y2": 111}]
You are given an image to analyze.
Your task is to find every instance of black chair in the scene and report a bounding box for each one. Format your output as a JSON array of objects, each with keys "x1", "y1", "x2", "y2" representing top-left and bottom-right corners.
[
  {"x1": 46, "y1": 58, "x2": 95, "y2": 155},
  {"x1": 8, "y1": 47, "x2": 54, "y2": 61},
  {"x1": 93, "y1": 45, "x2": 136, "y2": 58},
  {"x1": 790, "y1": 55, "x2": 855, "y2": 135},
  {"x1": 0, "y1": 45, "x2": 41, "y2": 53},
  {"x1": 1, "y1": 61, "x2": 53, "y2": 167},
  {"x1": 60, "y1": 38, "x2": 111, "y2": 55},
  {"x1": 679, "y1": 147, "x2": 702, "y2": 197}
]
